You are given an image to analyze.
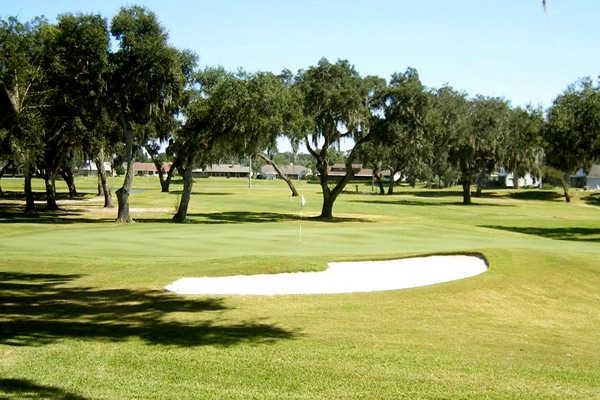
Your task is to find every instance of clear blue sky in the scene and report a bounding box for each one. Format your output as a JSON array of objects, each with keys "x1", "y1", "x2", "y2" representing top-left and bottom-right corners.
[{"x1": 2, "y1": 1, "x2": 599, "y2": 108}]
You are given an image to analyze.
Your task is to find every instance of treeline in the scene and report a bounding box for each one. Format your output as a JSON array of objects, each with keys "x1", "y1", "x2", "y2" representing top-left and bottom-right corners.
[{"x1": 1, "y1": 6, "x2": 599, "y2": 221}]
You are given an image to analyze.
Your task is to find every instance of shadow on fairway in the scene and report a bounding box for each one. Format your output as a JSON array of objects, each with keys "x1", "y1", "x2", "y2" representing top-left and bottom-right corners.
[
  {"x1": 352, "y1": 199, "x2": 513, "y2": 207},
  {"x1": 169, "y1": 190, "x2": 233, "y2": 196},
  {"x1": 507, "y1": 190, "x2": 563, "y2": 201},
  {"x1": 138, "y1": 211, "x2": 370, "y2": 224},
  {"x1": 0, "y1": 272, "x2": 298, "y2": 347},
  {"x1": 0, "y1": 190, "x2": 90, "y2": 201},
  {"x1": 0, "y1": 204, "x2": 112, "y2": 224},
  {"x1": 584, "y1": 192, "x2": 600, "y2": 207},
  {"x1": 0, "y1": 378, "x2": 89, "y2": 400},
  {"x1": 481, "y1": 225, "x2": 600, "y2": 242},
  {"x1": 400, "y1": 190, "x2": 463, "y2": 198}
]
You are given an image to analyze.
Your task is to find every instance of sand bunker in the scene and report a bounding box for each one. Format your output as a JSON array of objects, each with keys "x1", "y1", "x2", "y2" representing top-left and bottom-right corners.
[{"x1": 165, "y1": 255, "x2": 487, "y2": 296}]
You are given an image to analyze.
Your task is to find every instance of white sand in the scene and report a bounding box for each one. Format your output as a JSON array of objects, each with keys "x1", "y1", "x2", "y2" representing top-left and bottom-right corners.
[{"x1": 165, "y1": 255, "x2": 488, "y2": 296}]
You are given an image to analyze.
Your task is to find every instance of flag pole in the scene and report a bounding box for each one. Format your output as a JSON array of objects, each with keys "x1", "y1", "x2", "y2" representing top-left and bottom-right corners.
[{"x1": 299, "y1": 192, "x2": 305, "y2": 241}]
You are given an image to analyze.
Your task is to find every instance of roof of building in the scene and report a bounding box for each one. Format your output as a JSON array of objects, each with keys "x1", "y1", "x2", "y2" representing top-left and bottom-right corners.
[
  {"x1": 260, "y1": 164, "x2": 309, "y2": 176},
  {"x1": 325, "y1": 163, "x2": 390, "y2": 177},
  {"x1": 203, "y1": 164, "x2": 250, "y2": 174},
  {"x1": 133, "y1": 162, "x2": 172, "y2": 172},
  {"x1": 79, "y1": 161, "x2": 112, "y2": 171},
  {"x1": 330, "y1": 163, "x2": 362, "y2": 172},
  {"x1": 588, "y1": 164, "x2": 600, "y2": 177}
]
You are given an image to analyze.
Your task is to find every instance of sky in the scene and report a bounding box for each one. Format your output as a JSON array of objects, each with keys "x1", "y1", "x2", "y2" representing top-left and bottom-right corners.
[
  {"x1": 2, "y1": 0, "x2": 599, "y2": 154},
  {"x1": 2, "y1": 0, "x2": 599, "y2": 109}
]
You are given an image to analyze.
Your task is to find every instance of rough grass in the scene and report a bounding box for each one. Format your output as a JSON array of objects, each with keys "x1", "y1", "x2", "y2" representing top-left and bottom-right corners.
[{"x1": 0, "y1": 176, "x2": 599, "y2": 399}]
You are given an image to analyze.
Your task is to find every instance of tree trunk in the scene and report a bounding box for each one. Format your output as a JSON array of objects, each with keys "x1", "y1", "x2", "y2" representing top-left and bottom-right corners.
[
  {"x1": 146, "y1": 146, "x2": 168, "y2": 192},
  {"x1": 560, "y1": 175, "x2": 571, "y2": 203},
  {"x1": 158, "y1": 167, "x2": 168, "y2": 192},
  {"x1": 315, "y1": 157, "x2": 337, "y2": 219},
  {"x1": 24, "y1": 166, "x2": 35, "y2": 214},
  {"x1": 44, "y1": 172, "x2": 58, "y2": 210},
  {"x1": 162, "y1": 159, "x2": 178, "y2": 192},
  {"x1": 97, "y1": 174, "x2": 102, "y2": 196},
  {"x1": 0, "y1": 162, "x2": 6, "y2": 196},
  {"x1": 474, "y1": 172, "x2": 486, "y2": 197},
  {"x1": 374, "y1": 173, "x2": 385, "y2": 195},
  {"x1": 60, "y1": 167, "x2": 77, "y2": 198},
  {"x1": 318, "y1": 170, "x2": 337, "y2": 219},
  {"x1": 387, "y1": 169, "x2": 399, "y2": 195},
  {"x1": 320, "y1": 190, "x2": 334, "y2": 219},
  {"x1": 317, "y1": 161, "x2": 346, "y2": 219},
  {"x1": 258, "y1": 153, "x2": 299, "y2": 197},
  {"x1": 306, "y1": 131, "x2": 370, "y2": 220},
  {"x1": 462, "y1": 179, "x2": 472, "y2": 205},
  {"x1": 95, "y1": 156, "x2": 114, "y2": 208},
  {"x1": 116, "y1": 122, "x2": 136, "y2": 223},
  {"x1": 173, "y1": 164, "x2": 194, "y2": 223}
]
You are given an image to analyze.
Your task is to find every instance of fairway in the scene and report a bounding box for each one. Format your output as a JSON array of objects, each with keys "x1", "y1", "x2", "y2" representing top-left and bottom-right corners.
[{"x1": 1, "y1": 176, "x2": 599, "y2": 399}]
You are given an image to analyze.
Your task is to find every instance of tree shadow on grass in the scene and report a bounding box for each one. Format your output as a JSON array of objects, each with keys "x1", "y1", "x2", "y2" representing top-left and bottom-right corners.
[
  {"x1": 506, "y1": 190, "x2": 563, "y2": 201},
  {"x1": 0, "y1": 272, "x2": 298, "y2": 347},
  {"x1": 480, "y1": 225, "x2": 600, "y2": 242},
  {"x1": 138, "y1": 211, "x2": 370, "y2": 224},
  {"x1": 584, "y1": 192, "x2": 600, "y2": 207},
  {"x1": 0, "y1": 190, "x2": 89, "y2": 202},
  {"x1": 0, "y1": 378, "x2": 89, "y2": 400},
  {"x1": 0, "y1": 204, "x2": 112, "y2": 224},
  {"x1": 352, "y1": 199, "x2": 513, "y2": 207},
  {"x1": 169, "y1": 190, "x2": 233, "y2": 196},
  {"x1": 399, "y1": 190, "x2": 463, "y2": 198}
]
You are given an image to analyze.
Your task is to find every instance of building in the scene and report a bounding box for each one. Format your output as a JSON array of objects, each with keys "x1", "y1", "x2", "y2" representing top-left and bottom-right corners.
[
  {"x1": 325, "y1": 163, "x2": 391, "y2": 180},
  {"x1": 193, "y1": 164, "x2": 251, "y2": 178},
  {"x1": 496, "y1": 170, "x2": 541, "y2": 188},
  {"x1": 259, "y1": 164, "x2": 310, "y2": 180},
  {"x1": 132, "y1": 162, "x2": 172, "y2": 176},
  {"x1": 77, "y1": 161, "x2": 113, "y2": 176},
  {"x1": 572, "y1": 164, "x2": 600, "y2": 189}
]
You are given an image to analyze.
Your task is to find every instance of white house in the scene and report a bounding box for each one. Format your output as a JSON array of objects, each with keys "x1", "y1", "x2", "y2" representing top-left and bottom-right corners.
[
  {"x1": 496, "y1": 169, "x2": 541, "y2": 188},
  {"x1": 573, "y1": 164, "x2": 600, "y2": 189},
  {"x1": 77, "y1": 161, "x2": 113, "y2": 176}
]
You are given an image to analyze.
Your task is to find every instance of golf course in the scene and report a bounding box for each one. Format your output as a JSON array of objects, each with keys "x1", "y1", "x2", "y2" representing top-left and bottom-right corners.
[{"x1": 1, "y1": 176, "x2": 599, "y2": 399}]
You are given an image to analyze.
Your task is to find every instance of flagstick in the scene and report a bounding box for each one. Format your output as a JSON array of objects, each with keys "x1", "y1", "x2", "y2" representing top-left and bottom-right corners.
[{"x1": 299, "y1": 192, "x2": 305, "y2": 242}]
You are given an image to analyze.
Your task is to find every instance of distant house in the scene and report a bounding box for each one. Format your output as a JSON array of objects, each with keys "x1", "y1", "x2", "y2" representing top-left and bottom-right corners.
[
  {"x1": 325, "y1": 163, "x2": 391, "y2": 181},
  {"x1": 192, "y1": 164, "x2": 250, "y2": 178},
  {"x1": 132, "y1": 162, "x2": 172, "y2": 176},
  {"x1": 496, "y1": 170, "x2": 541, "y2": 188},
  {"x1": 259, "y1": 164, "x2": 310, "y2": 180},
  {"x1": 572, "y1": 164, "x2": 600, "y2": 189},
  {"x1": 77, "y1": 161, "x2": 113, "y2": 177}
]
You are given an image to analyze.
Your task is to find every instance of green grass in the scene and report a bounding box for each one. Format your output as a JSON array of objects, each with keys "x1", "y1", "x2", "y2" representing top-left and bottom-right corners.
[{"x1": 1, "y1": 176, "x2": 599, "y2": 399}]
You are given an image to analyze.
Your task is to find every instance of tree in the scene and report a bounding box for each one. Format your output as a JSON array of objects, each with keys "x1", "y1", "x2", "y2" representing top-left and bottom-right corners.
[
  {"x1": 504, "y1": 106, "x2": 545, "y2": 188},
  {"x1": 172, "y1": 68, "x2": 241, "y2": 223},
  {"x1": 375, "y1": 68, "x2": 431, "y2": 194},
  {"x1": 456, "y1": 96, "x2": 510, "y2": 203},
  {"x1": 296, "y1": 59, "x2": 382, "y2": 219},
  {"x1": 144, "y1": 49, "x2": 197, "y2": 193},
  {"x1": 54, "y1": 13, "x2": 111, "y2": 205},
  {"x1": 30, "y1": 14, "x2": 110, "y2": 210},
  {"x1": 358, "y1": 140, "x2": 387, "y2": 194},
  {"x1": 243, "y1": 71, "x2": 305, "y2": 197},
  {"x1": 426, "y1": 87, "x2": 466, "y2": 189},
  {"x1": 0, "y1": 16, "x2": 49, "y2": 213},
  {"x1": 110, "y1": 6, "x2": 184, "y2": 222},
  {"x1": 545, "y1": 78, "x2": 600, "y2": 202}
]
